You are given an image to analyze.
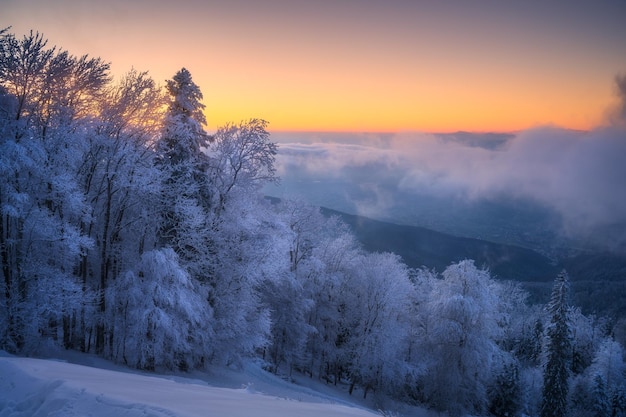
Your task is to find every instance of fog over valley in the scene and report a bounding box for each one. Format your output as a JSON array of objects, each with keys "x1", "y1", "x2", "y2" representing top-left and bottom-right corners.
[{"x1": 268, "y1": 120, "x2": 626, "y2": 255}]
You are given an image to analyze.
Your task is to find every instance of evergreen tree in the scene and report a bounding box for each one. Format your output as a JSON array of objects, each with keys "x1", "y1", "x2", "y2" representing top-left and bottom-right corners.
[
  {"x1": 488, "y1": 361, "x2": 522, "y2": 417},
  {"x1": 531, "y1": 318, "x2": 545, "y2": 364},
  {"x1": 157, "y1": 68, "x2": 211, "y2": 263},
  {"x1": 160, "y1": 67, "x2": 210, "y2": 164},
  {"x1": 611, "y1": 385, "x2": 626, "y2": 417},
  {"x1": 592, "y1": 374, "x2": 610, "y2": 417},
  {"x1": 541, "y1": 270, "x2": 572, "y2": 417}
]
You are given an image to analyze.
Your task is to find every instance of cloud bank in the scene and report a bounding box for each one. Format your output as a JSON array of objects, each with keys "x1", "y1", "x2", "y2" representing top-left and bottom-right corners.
[{"x1": 272, "y1": 123, "x2": 626, "y2": 251}]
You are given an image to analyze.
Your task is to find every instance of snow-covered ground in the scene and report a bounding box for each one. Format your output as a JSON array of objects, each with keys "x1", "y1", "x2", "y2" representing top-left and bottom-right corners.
[{"x1": 0, "y1": 350, "x2": 432, "y2": 417}]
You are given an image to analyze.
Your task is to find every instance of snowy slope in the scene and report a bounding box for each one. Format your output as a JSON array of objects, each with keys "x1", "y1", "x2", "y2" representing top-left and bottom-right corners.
[{"x1": 0, "y1": 354, "x2": 386, "y2": 417}]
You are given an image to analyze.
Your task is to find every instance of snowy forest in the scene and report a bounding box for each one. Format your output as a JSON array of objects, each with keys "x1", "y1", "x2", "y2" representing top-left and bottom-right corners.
[{"x1": 1, "y1": 29, "x2": 625, "y2": 417}]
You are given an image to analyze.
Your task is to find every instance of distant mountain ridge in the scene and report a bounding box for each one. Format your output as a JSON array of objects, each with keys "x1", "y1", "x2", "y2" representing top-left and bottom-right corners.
[{"x1": 319, "y1": 206, "x2": 559, "y2": 282}]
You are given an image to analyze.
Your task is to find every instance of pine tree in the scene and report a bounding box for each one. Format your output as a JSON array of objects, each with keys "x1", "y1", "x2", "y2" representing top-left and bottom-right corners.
[
  {"x1": 489, "y1": 361, "x2": 522, "y2": 417},
  {"x1": 157, "y1": 68, "x2": 211, "y2": 256},
  {"x1": 592, "y1": 374, "x2": 610, "y2": 417},
  {"x1": 531, "y1": 318, "x2": 545, "y2": 364},
  {"x1": 540, "y1": 270, "x2": 572, "y2": 417},
  {"x1": 160, "y1": 67, "x2": 210, "y2": 164},
  {"x1": 612, "y1": 385, "x2": 626, "y2": 417}
]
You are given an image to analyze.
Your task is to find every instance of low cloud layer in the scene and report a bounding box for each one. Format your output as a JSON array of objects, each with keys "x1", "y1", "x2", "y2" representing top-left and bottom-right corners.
[
  {"x1": 273, "y1": 124, "x2": 626, "y2": 250},
  {"x1": 611, "y1": 73, "x2": 626, "y2": 126}
]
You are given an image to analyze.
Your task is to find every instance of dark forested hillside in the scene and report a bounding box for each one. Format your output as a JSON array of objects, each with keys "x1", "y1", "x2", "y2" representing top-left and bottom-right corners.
[{"x1": 319, "y1": 206, "x2": 559, "y2": 281}]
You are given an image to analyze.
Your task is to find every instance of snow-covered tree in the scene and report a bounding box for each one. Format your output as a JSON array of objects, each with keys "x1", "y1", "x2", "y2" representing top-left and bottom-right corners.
[
  {"x1": 262, "y1": 200, "x2": 321, "y2": 373},
  {"x1": 342, "y1": 252, "x2": 414, "y2": 399},
  {"x1": 205, "y1": 194, "x2": 277, "y2": 365},
  {"x1": 570, "y1": 308, "x2": 602, "y2": 375},
  {"x1": 507, "y1": 304, "x2": 545, "y2": 367},
  {"x1": 398, "y1": 267, "x2": 437, "y2": 402},
  {"x1": 0, "y1": 30, "x2": 101, "y2": 353},
  {"x1": 157, "y1": 68, "x2": 211, "y2": 259},
  {"x1": 262, "y1": 270, "x2": 314, "y2": 374},
  {"x1": 298, "y1": 215, "x2": 362, "y2": 381},
  {"x1": 208, "y1": 118, "x2": 278, "y2": 213},
  {"x1": 612, "y1": 385, "x2": 626, "y2": 417},
  {"x1": 73, "y1": 69, "x2": 164, "y2": 354},
  {"x1": 107, "y1": 248, "x2": 213, "y2": 370},
  {"x1": 541, "y1": 270, "x2": 572, "y2": 417},
  {"x1": 99, "y1": 68, "x2": 164, "y2": 143},
  {"x1": 159, "y1": 67, "x2": 209, "y2": 164},
  {"x1": 488, "y1": 360, "x2": 523, "y2": 417},
  {"x1": 420, "y1": 260, "x2": 507, "y2": 416},
  {"x1": 0, "y1": 30, "x2": 108, "y2": 137},
  {"x1": 588, "y1": 337, "x2": 626, "y2": 395},
  {"x1": 278, "y1": 199, "x2": 326, "y2": 273},
  {"x1": 592, "y1": 374, "x2": 611, "y2": 417}
]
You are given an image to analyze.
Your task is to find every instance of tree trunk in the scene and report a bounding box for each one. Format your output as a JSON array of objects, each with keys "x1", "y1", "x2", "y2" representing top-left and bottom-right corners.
[{"x1": 95, "y1": 178, "x2": 113, "y2": 355}]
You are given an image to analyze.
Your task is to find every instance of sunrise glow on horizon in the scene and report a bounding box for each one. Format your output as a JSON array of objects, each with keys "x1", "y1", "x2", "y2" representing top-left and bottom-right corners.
[{"x1": 4, "y1": 0, "x2": 626, "y2": 133}]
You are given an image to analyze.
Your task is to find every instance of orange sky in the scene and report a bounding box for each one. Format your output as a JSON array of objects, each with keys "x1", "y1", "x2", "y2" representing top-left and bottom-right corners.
[{"x1": 3, "y1": 0, "x2": 626, "y2": 133}]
